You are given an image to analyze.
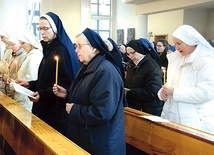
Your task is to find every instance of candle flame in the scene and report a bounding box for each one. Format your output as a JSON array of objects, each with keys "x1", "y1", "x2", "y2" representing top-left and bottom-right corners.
[{"x1": 55, "y1": 56, "x2": 59, "y2": 61}]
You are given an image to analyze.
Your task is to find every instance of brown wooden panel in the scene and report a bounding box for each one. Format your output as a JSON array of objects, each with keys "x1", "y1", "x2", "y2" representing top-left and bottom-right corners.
[
  {"x1": 0, "y1": 91, "x2": 90, "y2": 155},
  {"x1": 124, "y1": 107, "x2": 214, "y2": 154}
]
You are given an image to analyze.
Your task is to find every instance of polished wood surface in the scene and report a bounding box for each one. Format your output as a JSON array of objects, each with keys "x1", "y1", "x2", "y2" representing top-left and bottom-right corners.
[
  {"x1": 2, "y1": 90, "x2": 214, "y2": 155},
  {"x1": 0, "y1": 91, "x2": 90, "y2": 155},
  {"x1": 124, "y1": 107, "x2": 214, "y2": 154}
]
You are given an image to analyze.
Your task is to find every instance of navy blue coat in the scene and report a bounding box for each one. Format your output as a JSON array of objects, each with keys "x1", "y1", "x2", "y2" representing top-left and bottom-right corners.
[
  {"x1": 29, "y1": 37, "x2": 74, "y2": 133},
  {"x1": 65, "y1": 54, "x2": 126, "y2": 155}
]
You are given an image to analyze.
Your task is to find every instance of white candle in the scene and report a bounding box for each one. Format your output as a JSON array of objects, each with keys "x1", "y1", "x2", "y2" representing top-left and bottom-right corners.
[{"x1": 162, "y1": 68, "x2": 166, "y2": 85}]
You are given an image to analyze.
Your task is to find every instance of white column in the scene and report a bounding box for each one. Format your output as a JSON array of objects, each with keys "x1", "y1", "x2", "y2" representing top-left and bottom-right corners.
[
  {"x1": 80, "y1": 0, "x2": 91, "y2": 31},
  {"x1": 136, "y1": 14, "x2": 148, "y2": 40}
]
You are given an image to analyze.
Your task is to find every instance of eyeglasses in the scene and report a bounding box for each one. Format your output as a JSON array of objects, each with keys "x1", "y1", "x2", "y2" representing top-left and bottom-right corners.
[
  {"x1": 126, "y1": 51, "x2": 136, "y2": 56},
  {"x1": 156, "y1": 45, "x2": 164, "y2": 47},
  {"x1": 37, "y1": 27, "x2": 52, "y2": 31},
  {"x1": 74, "y1": 43, "x2": 90, "y2": 49}
]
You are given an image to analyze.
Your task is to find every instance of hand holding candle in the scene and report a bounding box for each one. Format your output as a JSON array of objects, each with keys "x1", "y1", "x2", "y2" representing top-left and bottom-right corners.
[{"x1": 55, "y1": 56, "x2": 59, "y2": 85}]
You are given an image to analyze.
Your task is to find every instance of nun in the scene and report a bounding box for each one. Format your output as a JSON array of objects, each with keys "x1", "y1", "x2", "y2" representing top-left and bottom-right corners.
[
  {"x1": 13, "y1": 32, "x2": 43, "y2": 112},
  {"x1": 0, "y1": 30, "x2": 13, "y2": 65},
  {"x1": 4, "y1": 36, "x2": 26, "y2": 98},
  {"x1": 18, "y1": 12, "x2": 80, "y2": 134},
  {"x1": 124, "y1": 39, "x2": 164, "y2": 116},
  {"x1": 53, "y1": 28, "x2": 126, "y2": 155},
  {"x1": 105, "y1": 37, "x2": 125, "y2": 79},
  {"x1": 159, "y1": 25, "x2": 214, "y2": 134}
]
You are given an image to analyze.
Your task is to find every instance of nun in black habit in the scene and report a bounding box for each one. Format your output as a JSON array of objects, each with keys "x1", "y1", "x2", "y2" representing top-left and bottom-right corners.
[{"x1": 124, "y1": 39, "x2": 164, "y2": 116}]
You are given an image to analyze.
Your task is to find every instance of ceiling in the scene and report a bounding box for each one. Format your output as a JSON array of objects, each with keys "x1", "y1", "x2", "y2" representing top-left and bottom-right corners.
[
  {"x1": 125, "y1": 0, "x2": 214, "y2": 10},
  {"x1": 125, "y1": 0, "x2": 155, "y2": 4}
]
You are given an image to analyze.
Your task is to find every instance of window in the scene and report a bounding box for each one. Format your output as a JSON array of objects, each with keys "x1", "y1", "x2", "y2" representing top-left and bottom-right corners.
[
  {"x1": 91, "y1": 0, "x2": 112, "y2": 39},
  {"x1": 27, "y1": 1, "x2": 40, "y2": 37}
]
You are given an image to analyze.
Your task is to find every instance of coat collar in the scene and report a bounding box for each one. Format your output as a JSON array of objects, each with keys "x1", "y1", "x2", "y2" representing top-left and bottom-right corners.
[
  {"x1": 85, "y1": 54, "x2": 104, "y2": 72},
  {"x1": 127, "y1": 54, "x2": 151, "y2": 68},
  {"x1": 72, "y1": 54, "x2": 104, "y2": 88}
]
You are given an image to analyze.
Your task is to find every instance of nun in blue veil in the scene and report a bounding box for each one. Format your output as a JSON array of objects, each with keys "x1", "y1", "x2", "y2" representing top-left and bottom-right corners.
[
  {"x1": 40, "y1": 12, "x2": 80, "y2": 77},
  {"x1": 139, "y1": 37, "x2": 161, "y2": 67},
  {"x1": 53, "y1": 28, "x2": 126, "y2": 155},
  {"x1": 105, "y1": 37, "x2": 125, "y2": 79},
  {"x1": 18, "y1": 12, "x2": 80, "y2": 134}
]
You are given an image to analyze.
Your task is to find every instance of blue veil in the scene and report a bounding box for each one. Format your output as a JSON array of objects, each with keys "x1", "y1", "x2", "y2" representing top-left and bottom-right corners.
[
  {"x1": 82, "y1": 28, "x2": 121, "y2": 75},
  {"x1": 43, "y1": 12, "x2": 80, "y2": 78},
  {"x1": 107, "y1": 37, "x2": 124, "y2": 79},
  {"x1": 139, "y1": 38, "x2": 161, "y2": 67}
]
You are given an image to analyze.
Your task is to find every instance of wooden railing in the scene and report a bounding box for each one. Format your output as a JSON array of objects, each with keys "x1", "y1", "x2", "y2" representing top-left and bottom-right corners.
[
  {"x1": 0, "y1": 91, "x2": 90, "y2": 155},
  {"x1": 124, "y1": 107, "x2": 214, "y2": 154}
]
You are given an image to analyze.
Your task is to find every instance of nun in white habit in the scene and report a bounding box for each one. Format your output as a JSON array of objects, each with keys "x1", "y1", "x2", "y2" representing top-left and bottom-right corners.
[
  {"x1": 158, "y1": 25, "x2": 214, "y2": 133},
  {"x1": 13, "y1": 32, "x2": 43, "y2": 112}
]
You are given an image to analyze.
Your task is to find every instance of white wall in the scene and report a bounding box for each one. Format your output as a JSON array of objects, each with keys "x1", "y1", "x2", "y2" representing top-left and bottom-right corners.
[
  {"x1": 1, "y1": 0, "x2": 214, "y2": 45},
  {"x1": 0, "y1": 0, "x2": 27, "y2": 35},
  {"x1": 39, "y1": 0, "x2": 146, "y2": 44},
  {"x1": 40, "y1": 0, "x2": 81, "y2": 41},
  {"x1": 207, "y1": 9, "x2": 214, "y2": 38},
  {"x1": 183, "y1": 8, "x2": 209, "y2": 37},
  {"x1": 116, "y1": 0, "x2": 137, "y2": 44},
  {"x1": 148, "y1": 10, "x2": 184, "y2": 45}
]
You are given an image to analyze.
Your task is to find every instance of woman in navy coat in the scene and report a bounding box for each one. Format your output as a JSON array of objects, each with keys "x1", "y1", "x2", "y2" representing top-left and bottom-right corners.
[{"x1": 53, "y1": 28, "x2": 126, "y2": 155}]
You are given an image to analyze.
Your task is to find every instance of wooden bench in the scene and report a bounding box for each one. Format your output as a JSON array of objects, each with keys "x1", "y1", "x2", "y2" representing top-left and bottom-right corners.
[
  {"x1": 0, "y1": 91, "x2": 90, "y2": 155},
  {"x1": 124, "y1": 107, "x2": 214, "y2": 154}
]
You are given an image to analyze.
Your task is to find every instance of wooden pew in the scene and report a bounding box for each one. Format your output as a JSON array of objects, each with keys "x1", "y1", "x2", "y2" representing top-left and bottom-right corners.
[
  {"x1": 2, "y1": 90, "x2": 214, "y2": 155},
  {"x1": 124, "y1": 107, "x2": 214, "y2": 154},
  {"x1": 0, "y1": 91, "x2": 90, "y2": 155}
]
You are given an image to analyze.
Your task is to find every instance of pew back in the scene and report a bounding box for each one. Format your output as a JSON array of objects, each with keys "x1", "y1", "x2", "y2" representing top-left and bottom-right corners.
[
  {"x1": 0, "y1": 92, "x2": 90, "y2": 155},
  {"x1": 125, "y1": 107, "x2": 214, "y2": 154}
]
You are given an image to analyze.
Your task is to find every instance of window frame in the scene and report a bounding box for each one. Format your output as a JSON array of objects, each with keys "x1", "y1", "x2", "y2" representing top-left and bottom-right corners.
[{"x1": 91, "y1": 0, "x2": 113, "y2": 39}]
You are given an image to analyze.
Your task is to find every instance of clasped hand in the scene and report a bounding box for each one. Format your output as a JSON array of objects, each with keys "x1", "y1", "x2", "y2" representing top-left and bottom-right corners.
[{"x1": 160, "y1": 85, "x2": 174, "y2": 101}]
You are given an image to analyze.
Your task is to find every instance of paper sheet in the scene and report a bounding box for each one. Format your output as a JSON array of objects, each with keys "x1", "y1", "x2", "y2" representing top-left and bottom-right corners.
[
  {"x1": 141, "y1": 115, "x2": 170, "y2": 123},
  {"x1": 10, "y1": 81, "x2": 36, "y2": 99},
  {"x1": 124, "y1": 88, "x2": 130, "y2": 91}
]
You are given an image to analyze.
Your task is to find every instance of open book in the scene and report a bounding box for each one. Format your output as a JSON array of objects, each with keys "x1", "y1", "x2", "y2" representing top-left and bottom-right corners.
[{"x1": 10, "y1": 81, "x2": 36, "y2": 99}]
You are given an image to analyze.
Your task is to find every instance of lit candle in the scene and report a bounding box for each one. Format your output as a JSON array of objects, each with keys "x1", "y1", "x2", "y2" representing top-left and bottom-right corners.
[
  {"x1": 0, "y1": 62, "x2": 2, "y2": 74},
  {"x1": 162, "y1": 68, "x2": 166, "y2": 85},
  {"x1": 55, "y1": 56, "x2": 59, "y2": 85},
  {"x1": 15, "y1": 60, "x2": 18, "y2": 80},
  {"x1": 7, "y1": 63, "x2": 10, "y2": 79}
]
